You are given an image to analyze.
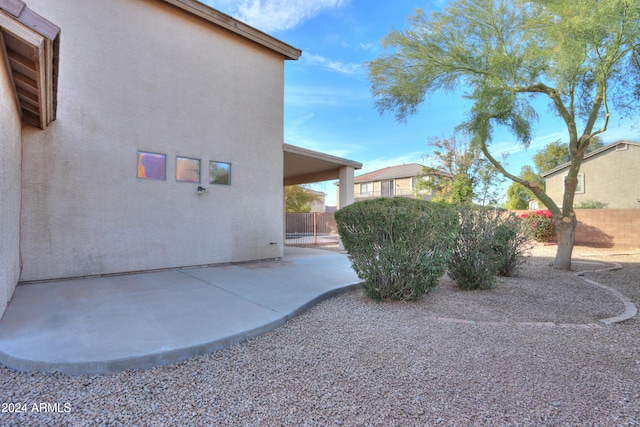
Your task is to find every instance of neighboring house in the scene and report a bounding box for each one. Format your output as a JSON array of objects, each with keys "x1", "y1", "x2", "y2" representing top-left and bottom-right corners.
[
  {"x1": 541, "y1": 140, "x2": 640, "y2": 209},
  {"x1": 307, "y1": 189, "x2": 327, "y2": 213},
  {"x1": 528, "y1": 199, "x2": 540, "y2": 210},
  {"x1": 0, "y1": 0, "x2": 360, "y2": 317},
  {"x1": 351, "y1": 163, "x2": 440, "y2": 202},
  {"x1": 284, "y1": 186, "x2": 326, "y2": 212}
]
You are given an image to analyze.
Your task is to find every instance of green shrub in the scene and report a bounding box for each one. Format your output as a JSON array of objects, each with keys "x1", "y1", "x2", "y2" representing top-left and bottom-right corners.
[
  {"x1": 519, "y1": 210, "x2": 556, "y2": 242},
  {"x1": 448, "y1": 207, "x2": 499, "y2": 290},
  {"x1": 335, "y1": 198, "x2": 456, "y2": 301},
  {"x1": 574, "y1": 200, "x2": 607, "y2": 209},
  {"x1": 448, "y1": 207, "x2": 532, "y2": 290},
  {"x1": 491, "y1": 211, "x2": 533, "y2": 277}
]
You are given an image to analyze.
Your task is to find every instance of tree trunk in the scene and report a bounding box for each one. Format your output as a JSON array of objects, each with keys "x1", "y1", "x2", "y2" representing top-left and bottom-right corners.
[{"x1": 554, "y1": 215, "x2": 576, "y2": 270}]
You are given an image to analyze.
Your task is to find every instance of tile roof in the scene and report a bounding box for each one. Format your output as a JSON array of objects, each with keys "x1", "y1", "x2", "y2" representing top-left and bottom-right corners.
[{"x1": 354, "y1": 163, "x2": 426, "y2": 183}]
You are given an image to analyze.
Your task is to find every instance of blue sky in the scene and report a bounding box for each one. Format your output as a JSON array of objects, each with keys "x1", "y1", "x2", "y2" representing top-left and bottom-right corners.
[{"x1": 202, "y1": 0, "x2": 639, "y2": 206}]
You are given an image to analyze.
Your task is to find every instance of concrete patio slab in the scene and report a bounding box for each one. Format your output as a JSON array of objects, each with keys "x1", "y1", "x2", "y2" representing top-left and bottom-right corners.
[{"x1": 0, "y1": 247, "x2": 360, "y2": 375}]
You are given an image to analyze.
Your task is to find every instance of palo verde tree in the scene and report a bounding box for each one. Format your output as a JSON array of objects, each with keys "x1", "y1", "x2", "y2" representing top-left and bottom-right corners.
[{"x1": 368, "y1": 0, "x2": 640, "y2": 269}]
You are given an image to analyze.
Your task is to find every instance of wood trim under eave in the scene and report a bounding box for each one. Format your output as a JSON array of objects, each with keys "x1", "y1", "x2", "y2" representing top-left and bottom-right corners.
[
  {"x1": 44, "y1": 34, "x2": 57, "y2": 123},
  {"x1": 0, "y1": 9, "x2": 58, "y2": 129}
]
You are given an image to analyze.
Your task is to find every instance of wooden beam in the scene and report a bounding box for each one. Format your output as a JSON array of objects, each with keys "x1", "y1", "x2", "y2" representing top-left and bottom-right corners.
[
  {"x1": 16, "y1": 85, "x2": 38, "y2": 104},
  {"x1": 8, "y1": 48, "x2": 37, "y2": 80},
  {"x1": 18, "y1": 97, "x2": 39, "y2": 115},
  {"x1": 12, "y1": 69, "x2": 37, "y2": 92},
  {"x1": 21, "y1": 109, "x2": 39, "y2": 127}
]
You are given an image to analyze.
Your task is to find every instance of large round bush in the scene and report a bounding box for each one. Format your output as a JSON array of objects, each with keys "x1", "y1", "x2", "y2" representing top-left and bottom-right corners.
[{"x1": 335, "y1": 198, "x2": 456, "y2": 301}]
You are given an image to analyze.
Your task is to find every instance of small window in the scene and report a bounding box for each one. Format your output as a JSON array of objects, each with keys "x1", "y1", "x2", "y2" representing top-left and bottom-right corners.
[
  {"x1": 616, "y1": 143, "x2": 628, "y2": 151},
  {"x1": 176, "y1": 156, "x2": 201, "y2": 183},
  {"x1": 359, "y1": 182, "x2": 373, "y2": 196},
  {"x1": 381, "y1": 180, "x2": 394, "y2": 197},
  {"x1": 563, "y1": 173, "x2": 584, "y2": 194},
  {"x1": 210, "y1": 161, "x2": 231, "y2": 185},
  {"x1": 137, "y1": 151, "x2": 166, "y2": 180},
  {"x1": 576, "y1": 173, "x2": 585, "y2": 193}
]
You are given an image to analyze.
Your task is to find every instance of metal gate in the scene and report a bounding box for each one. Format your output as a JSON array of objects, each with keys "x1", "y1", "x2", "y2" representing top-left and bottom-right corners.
[{"x1": 285, "y1": 212, "x2": 340, "y2": 246}]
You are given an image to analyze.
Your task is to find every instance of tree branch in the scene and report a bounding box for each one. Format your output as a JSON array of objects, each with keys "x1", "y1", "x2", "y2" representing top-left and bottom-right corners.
[
  {"x1": 515, "y1": 83, "x2": 575, "y2": 135},
  {"x1": 478, "y1": 137, "x2": 561, "y2": 216},
  {"x1": 580, "y1": 84, "x2": 608, "y2": 151}
]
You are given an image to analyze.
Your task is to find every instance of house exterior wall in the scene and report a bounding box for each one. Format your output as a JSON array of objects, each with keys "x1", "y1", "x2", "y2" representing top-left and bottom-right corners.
[
  {"x1": 395, "y1": 177, "x2": 414, "y2": 196},
  {"x1": 545, "y1": 145, "x2": 640, "y2": 209},
  {"x1": 19, "y1": 0, "x2": 286, "y2": 281},
  {"x1": 0, "y1": 55, "x2": 22, "y2": 313},
  {"x1": 354, "y1": 177, "x2": 415, "y2": 200},
  {"x1": 310, "y1": 194, "x2": 326, "y2": 213}
]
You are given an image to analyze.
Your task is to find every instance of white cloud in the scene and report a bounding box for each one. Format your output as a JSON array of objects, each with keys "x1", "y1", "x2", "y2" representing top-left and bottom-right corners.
[
  {"x1": 303, "y1": 53, "x2": 363, "y2": 75},
  {"x1": 202, "y1": 0, "x2": 348, "y2": 33},
  {"x1": 358, "y1": 42, "x2": 376, "y2": 51},
  {"x1": 285, "y1": 85, "x2": 368, "y2": 107}
]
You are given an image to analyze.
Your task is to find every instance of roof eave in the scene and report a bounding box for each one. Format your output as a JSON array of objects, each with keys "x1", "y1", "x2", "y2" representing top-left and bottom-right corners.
[
  {"x1": 160, "y1": 0, "x2": 301, "y2": 60},
  {"x1": 541, "y1": 140, "x2": 640, "y2": 177}
]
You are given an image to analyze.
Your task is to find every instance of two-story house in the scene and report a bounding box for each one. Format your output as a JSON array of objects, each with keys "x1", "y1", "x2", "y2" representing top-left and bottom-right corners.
[
  {"x1": 542, "y1": 140, "x2": 640, "y2": 209},
  {"x1": 351, "y1": 163, "x2": 447, "y2": 202}
]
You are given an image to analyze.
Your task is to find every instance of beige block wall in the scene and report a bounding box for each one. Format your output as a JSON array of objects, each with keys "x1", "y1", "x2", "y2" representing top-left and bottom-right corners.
[
  {"x1": 574, "y1": 209, "x2": 640, "y2": 247},
  {"x1": 20, "y1": 0, "x2": 286, "y2": 281},
  {"x1": 545, "y1": 146, "x2": 640, "y2": 209},
  {"x1": 513, "y1": 209, "x2": 640, "y2": 248},
  {"x1": 0, "y1": 56, "x2": 22, "y2": 314}
]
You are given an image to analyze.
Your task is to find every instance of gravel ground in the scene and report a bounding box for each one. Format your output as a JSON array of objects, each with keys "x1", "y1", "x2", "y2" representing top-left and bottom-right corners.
[{"x1": 1, "y1": 245, "x2": 639, "y2": 426}]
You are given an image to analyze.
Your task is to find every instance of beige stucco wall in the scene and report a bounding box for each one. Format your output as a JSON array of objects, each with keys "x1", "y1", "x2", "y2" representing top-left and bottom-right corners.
[
  {"x1": 0, "y1": 55, "x2": 22, "y2": 314},
  {"x1": 395, "y1": 177, "x2": 413, "y2": 196},
  {"x1": 310, "y1": 194, "x2": 326, "y2": 213},
  {"x1": 545, "y1": 145, "x2": 640, "y2": 209},
  {"x1": 20, "y1": 0, "x2": 287, "y2": 281}
]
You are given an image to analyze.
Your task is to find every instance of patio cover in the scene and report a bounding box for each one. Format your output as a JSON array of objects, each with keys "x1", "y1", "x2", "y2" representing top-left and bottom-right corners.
[{"x1": 283, "y1": 143, "x2": 362, "y2": 208}]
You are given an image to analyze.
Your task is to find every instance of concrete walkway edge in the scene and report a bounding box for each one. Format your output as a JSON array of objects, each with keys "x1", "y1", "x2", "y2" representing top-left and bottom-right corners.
[{"x1": 0, "y1": 249, "x2": 635, "y2": 376}]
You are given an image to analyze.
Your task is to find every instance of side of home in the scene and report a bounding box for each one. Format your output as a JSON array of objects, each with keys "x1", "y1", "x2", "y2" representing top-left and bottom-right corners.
[
  {"x1": 1, "y1": 0, "x2": 342, "y2": 323},
  {"x1": 542, "y1": 141, "x2": 640, "y2": 209},
  {"x1": 0, "y1": 36, "x2": 22, "y2": 314}
]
